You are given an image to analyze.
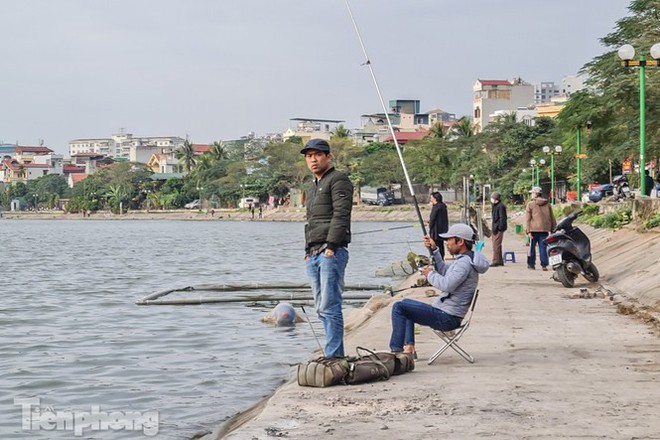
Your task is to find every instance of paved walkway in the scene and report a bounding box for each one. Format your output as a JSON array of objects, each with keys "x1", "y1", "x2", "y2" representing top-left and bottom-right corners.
[{"x1": 211, "y1": 231, "x2": 660, "y2": 440}]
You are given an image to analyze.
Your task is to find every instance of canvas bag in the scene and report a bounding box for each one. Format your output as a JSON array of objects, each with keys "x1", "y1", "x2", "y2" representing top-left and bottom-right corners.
[
  {"x1": 297, "y1": 348, "x2": 415, "y2": 387},
  {"x1": 297, "y1": 357, "x2": 349, "y2": 387}
]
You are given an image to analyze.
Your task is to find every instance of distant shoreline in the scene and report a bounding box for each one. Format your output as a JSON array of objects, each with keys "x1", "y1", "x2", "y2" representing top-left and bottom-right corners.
[{"x1": 0, "y1": 205, "x2": 437, "y2": 222}]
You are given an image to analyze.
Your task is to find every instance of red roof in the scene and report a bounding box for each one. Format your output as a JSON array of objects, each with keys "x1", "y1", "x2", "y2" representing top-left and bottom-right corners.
[
  {"x1": 478, "y1": 79, "x2": 511, "y2": 86},
  {"x1": 63, "y1": 164, "x2": 86, "y2": 173},
  {"x1": 70, "y1": 174, "x2": 89, "y2": 185},
  {"x1": 192, "y1": 144, "x2": 211, "y2": 153},
  {"x1": 8, "y1": 163, "x2": 49, "y2": 169},
  {"x1": 384, "y1": 131, "x2": 429, "y2": 144},
  {"x1": 16, "y1": 146, "x2": 54, "y2": 154}
]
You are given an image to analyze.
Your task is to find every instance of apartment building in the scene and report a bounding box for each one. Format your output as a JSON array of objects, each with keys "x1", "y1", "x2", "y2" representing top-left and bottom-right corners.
[
  {"x1": 69, "y1": 132, "x2": 185, "y2": 160},
  {"x1": 282, "y1": 118, "x2": 344, "y2": 143},
  {"x1": 535, "y1": 81, "x2": 561, "y2": 103},
  {"x1": 473, "y1": 78, "x2": 535, "y2": 133}
]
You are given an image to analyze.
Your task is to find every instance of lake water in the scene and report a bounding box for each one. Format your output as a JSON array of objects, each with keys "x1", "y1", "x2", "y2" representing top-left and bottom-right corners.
[{"x1": 0, "y1": 219, "x2": 424, "y2": 439}]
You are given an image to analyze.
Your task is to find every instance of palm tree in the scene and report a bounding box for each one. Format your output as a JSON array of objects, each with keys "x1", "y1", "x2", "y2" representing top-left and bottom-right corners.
[
  {"x1": 175, "y1": 140, "x2": 196, "y2": 172},
  {"x1": 106, "y1": 184, "x2": 128, "y2": 214},
  {"x1": 429, "y1": 121, "x2": 445, "y2": 138},
  {"x1": 447, "y1": 117, "x2": 474, "y2": 139},
  {"x1": 331, "y1": 124, "x2": 351, "y2": 138},
  {"x1": 209, "y1": 141, "x2": 228, "y2": 162}
]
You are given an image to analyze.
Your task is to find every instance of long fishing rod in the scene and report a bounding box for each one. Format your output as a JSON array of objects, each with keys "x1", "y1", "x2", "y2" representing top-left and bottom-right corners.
[
  {"x1": 300, "y1": 306, "x2": 325, "y2": 357},
  {"x1": 344, "y1": 0, "x2": 432, "y2": 262},
  {"x1": 353, "y1": 223, "x2": 418, "y2": 236}
]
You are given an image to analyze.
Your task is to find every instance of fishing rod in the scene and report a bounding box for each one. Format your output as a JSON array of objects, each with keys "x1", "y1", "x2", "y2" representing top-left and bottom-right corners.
[
  {"x1": 353, "y1": 223, "x2": 418, "y2": 236},
  {"x1": 344, "y1": 0, "x2": 432, "y2": 260},
  {"x1": 300, "y1": 306, "x2": 325, "y2": 357}
]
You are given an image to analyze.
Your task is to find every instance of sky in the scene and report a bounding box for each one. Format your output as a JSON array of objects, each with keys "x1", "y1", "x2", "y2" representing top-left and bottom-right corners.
[{"x1": 0, "y1": 0, "x2": 632, "y2": 155}]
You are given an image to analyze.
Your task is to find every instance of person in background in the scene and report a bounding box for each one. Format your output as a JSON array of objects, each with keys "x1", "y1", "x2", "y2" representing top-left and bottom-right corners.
[
  {"x1": 524, "y1": 186, "x2": 556, "y2": 271},
  {"x1": 644, "y1": 170, "x2": 654, "y2": 197},
  {"x1": 389, "y1": 223, "x2": 489, "y2": 358},
  {"x1": 489, "y1": 192, "x2": 507, "y2": 267},
  {"x1": 429, "y1": 192, "x2": 449, "y2": 260},
  {"x1": 302, "y1": 139, "x2": 353, "y2": 358}
]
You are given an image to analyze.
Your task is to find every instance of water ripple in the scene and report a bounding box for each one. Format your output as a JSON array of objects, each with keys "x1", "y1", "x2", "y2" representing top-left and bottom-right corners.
[{"x1": 0, "y1": 219, "x2": 421, "y2": 439}]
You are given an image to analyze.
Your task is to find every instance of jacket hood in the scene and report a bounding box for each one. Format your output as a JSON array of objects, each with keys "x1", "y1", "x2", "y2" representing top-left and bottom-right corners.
[
  {"x1": 534, "y1": 197, "x2": 550, "y2": 206},
  {"x1": 457, "y1": 251, "x2": 490, "y2": 274}
]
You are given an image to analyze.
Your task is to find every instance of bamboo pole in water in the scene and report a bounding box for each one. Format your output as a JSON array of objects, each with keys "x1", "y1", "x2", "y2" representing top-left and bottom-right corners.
[
  {"x1": 136, "y1": 292, "x2": 386, "y2": 306},
  {"x1": 136, "y1": 283, "x2": 390, "y2": 305}
]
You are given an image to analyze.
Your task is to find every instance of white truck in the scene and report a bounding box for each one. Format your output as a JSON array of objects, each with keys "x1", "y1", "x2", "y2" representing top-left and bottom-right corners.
[{"x1": 360, "y1": 186, "x2": 395, "y2": 206}]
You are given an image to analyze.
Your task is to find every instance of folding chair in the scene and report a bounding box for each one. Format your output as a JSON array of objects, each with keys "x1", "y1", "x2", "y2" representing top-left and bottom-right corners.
[{"x1": 427, "y1": 290, "x2": 479, "y2": 365}]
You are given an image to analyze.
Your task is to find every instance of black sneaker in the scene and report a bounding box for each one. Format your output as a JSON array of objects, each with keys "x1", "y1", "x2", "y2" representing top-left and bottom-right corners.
[
  {"x1": 542, "y1": 266, "x2": 548, "y2": 271},
  {"x1": 527, "y1": 266, "x2": 535, "y2": 270}
]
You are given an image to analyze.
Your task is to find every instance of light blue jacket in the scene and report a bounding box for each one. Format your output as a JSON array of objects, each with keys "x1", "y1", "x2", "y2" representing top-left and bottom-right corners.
[{"x1": 427, "y1": 248, "x2": 489, "y2": 318}]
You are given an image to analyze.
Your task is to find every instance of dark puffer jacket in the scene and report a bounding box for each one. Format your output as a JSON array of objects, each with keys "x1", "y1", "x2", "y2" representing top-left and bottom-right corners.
[{"x1": 304, "y1": 167, "x2": 353, "y2": 254}]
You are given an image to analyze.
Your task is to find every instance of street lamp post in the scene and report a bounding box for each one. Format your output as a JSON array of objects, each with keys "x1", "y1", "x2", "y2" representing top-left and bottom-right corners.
[
  {"x1": 617, "y1": 42, "x2": 660, "y2": 196},
  {"x1": 543, "y1": 145, "x2": 562, "y2": 204},
  {"x1": 196, "y1": 186, "x2": 204, "y2": 211},
  {"x1": 530, "y1": 158, "x2": 546, "y2": 187},
  {"x1": 575, "y1": 121, "x2": 591, "y2": 202}
]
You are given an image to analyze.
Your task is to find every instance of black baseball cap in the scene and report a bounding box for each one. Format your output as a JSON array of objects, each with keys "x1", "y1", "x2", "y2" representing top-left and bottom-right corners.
[{"x1": 300, "y1": 138, "x2": 330, "y2": 154}]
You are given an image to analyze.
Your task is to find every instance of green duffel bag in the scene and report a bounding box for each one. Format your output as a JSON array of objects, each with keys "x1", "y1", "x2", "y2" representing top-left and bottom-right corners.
[
  {"x1": 353, "y1": 347, "x2": 415, "y2": 376},
  {"x1": 297, "y1": 357, "x2": 349, "y2": 387}
]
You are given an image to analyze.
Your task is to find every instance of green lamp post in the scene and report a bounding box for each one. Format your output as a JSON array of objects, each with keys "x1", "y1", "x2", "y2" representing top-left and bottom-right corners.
[
  {"x1": 617, "y1": 43, "x2": 660, "y2": 196},
  {"x1": 530, "y1": 158, "x2": 546, "y2": 187},
  {"x1": 543, "y1": 145, "x2": 562, "y2": 204}
]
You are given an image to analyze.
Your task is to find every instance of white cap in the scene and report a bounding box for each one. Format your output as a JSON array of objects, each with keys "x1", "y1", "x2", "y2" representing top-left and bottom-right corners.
[
  {"x1": 529, "y1": 186, "x2": 542, "y2": 194},
  {"x1": 438, "y1": 223, "x2": 475, "y2": 242}
]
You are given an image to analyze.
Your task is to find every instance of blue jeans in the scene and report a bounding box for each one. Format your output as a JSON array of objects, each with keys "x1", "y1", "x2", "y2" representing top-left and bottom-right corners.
[
  {"x1": 389, "y1": 299, "x2": 462, "y2": 352},
  {"x1": 306, "y1": 247, "x2": 349, "y2": 358},
  {"x1": 527, "y1": 231, "x2": 549, "y2": 268}
]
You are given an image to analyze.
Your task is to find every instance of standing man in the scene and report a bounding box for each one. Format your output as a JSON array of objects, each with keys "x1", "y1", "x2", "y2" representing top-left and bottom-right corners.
[
  {"x1": 429, "y1": 192, "x2": 449, "y2": 260},
  {"x1": 525, "y1": 186, "x2": 556, "y2": 271},
  {"x1": 302, "y1": 139, "x2": 353, "y2": 358},
  {"x1": 644, "y1": 170, "x2": 654, "y2": 197},
  {"x1": 489, "y1": 192, "x2": 507, "y2": 267}
]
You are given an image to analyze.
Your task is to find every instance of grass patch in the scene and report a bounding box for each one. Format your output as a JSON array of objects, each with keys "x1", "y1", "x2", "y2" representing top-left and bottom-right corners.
[
  {"x1": 642, "y1": 212, "x2": 660, "y2": 230},
  {"x1": 584, "y1": 207, "x2": 632, "y2": 230}
]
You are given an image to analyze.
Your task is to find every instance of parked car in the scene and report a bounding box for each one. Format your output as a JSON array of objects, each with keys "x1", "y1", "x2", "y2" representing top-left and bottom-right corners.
[
  {"x1": 588, "y1": 184, "x2": 614, "y2": 202},
  {"x1": 184, "y1": 199, "x2": 201, "y2": 209},
  {"x1": 360, "y1": 187, "x2": 394, "y2": 206},
  {"x1": 239, "y1": 197, "x2": 258, "y2": 209}
]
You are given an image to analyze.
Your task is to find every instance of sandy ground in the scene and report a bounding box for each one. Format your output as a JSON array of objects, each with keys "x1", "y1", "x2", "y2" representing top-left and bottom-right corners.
[{"x1": 204, "y1": 221, "x2": 660, "y2": 440}]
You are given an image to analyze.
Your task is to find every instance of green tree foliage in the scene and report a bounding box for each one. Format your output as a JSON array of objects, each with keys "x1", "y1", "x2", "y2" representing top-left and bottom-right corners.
[
  {"x1": 331, "y1": 124, "x2": 351, "y2": 138},
  {"x1": 569, "y1": 0, "x2": 660, "y2": 182},
  {"x1": 174, "y1": 139, "x2": 196, "y2": 172},
  {"x1": 403, "y1": 138, "x2": 454, "y2": 188}
]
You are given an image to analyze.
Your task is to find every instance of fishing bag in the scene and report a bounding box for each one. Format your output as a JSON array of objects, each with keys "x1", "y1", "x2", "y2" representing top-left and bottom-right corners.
[
  {"x1": 346, "y1": 347, "x2": 414, "y2": 383},
  {"x1": 297, "y1": 348, "x2": 414, "y2": 387},
  {"x1": 297, "y1": 357, "x2": 349, "y2": 387}
]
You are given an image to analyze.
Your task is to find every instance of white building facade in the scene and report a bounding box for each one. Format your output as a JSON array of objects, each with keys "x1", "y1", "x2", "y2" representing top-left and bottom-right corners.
[
  {"x1": 473, "y1": 78, "x2": 535, "y2": 133},
  {"x1": 69, "y1": 132, "x2": 185, "y2": 162}
]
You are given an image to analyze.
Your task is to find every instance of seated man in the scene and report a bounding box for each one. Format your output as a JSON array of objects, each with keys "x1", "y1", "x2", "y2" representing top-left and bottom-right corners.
[{"x1": 389, "y1": 223, "x2": 489, "y2": 357}]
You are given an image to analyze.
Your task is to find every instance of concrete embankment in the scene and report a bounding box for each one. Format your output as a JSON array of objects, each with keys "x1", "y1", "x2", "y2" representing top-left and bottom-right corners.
[{"x1": 207, "y1": 224, "x2": 660, "y2": 440}]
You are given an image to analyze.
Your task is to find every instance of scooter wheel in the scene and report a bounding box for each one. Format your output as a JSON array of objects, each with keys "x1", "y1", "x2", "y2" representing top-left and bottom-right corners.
[
  {"x1": 557, "y1": 265, "x2": 576, "y2": 288},
  {"x1": 583, "y1": 263, "x2": 600, "y2": 283}
]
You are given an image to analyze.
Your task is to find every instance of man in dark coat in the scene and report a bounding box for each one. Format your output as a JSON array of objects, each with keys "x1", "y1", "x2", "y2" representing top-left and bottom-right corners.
[
  {"x1": 429, "y1": 192, "x2": 449, "y2": 260},
  {"x1": 301, "y1": 138, "x2": 353, "y2": 358},
  {"x1": 490, "y1": 192, "x2": 507, "y2": 267},
  {"x1": 644, "y1": 170, "x2": 654, "y2": 197}
]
